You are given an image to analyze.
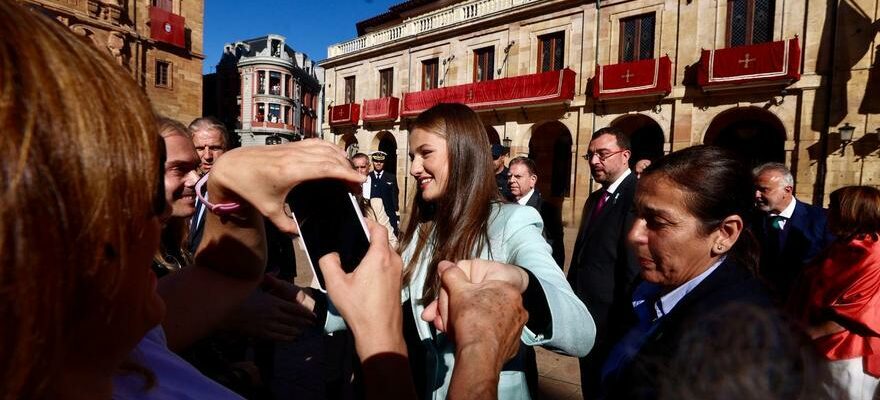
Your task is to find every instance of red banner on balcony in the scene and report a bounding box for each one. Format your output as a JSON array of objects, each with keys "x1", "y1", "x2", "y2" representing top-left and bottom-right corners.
[
  {"x1": 401, "y1": 68, "x2": 576, "y2": 116},
  {"x1": 329, "y1": 103, "x2": 361, "y2": 127},
  {"x1": 593, "y1": 56, "x2": 672, "y2": 100},
  {"x1": 362, "y1": 97, "x2": 400, "y2": 122},
  {"x1": 149, "y1": 6, "x2": 185, "y2": 48},
  {"x1": 697, "y1": 38, "x2": 800, "y2": 91}
]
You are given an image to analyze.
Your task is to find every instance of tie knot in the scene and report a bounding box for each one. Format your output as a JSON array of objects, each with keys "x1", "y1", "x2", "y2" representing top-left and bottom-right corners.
[{"x1": 770, "y1": 215, "x2": 787, "y2": 230}]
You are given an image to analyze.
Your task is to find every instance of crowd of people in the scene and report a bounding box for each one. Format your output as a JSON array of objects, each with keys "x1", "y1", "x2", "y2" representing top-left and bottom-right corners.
[{"x1": 2, "y1": 1, "x2": 880, "y2": 399}]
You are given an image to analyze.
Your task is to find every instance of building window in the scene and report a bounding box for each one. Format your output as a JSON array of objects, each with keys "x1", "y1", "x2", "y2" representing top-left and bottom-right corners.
[
  {"x1": 379, "y1": 68, "x2": 394, "y2": 98},
  {"x1": 268, "y1": 103, "x2": 281, "y2": 123},
  {"x1": 257, "y1": 71, "x2": 266, "y2": 94},
  {"x1": 285, "y1": 75, "x2": 292, "y2": 98},
  {"x1": 256, "y1": 103, "x2": 265, "y2": 122},
  {"x1": 152, "y1": 0, "x2": 172, "y2": 12},
  {"x1": 727, "y1": 0, "x2": 775, "y2": 47},
  {"x1": 285, "y1": 106, "x2": 291, "y2": 124},
  {"x1": 473, "y1": 46, "x2": 495, "y2": 82},
  {"x1": 155, "y1": 60, "x2": 170, "y2": 87},
  {"x1": 344, "y1": 76, "x2": 356, "y2": 104},
  {"x1": 619, "y1": 13, "x2": 656, "y2": 62},
  {"x1": 269, "y1": 71, "x2": 282, "y2": 95},
  {"x1": 538, "y1": 31, "x2": 565, "y2": 72},
  {"x1": 422, "y1": 58, "x2": 439, "y2": 90},
  {"x1": 271, "y1": 39, "x2": 282, "y2": 57}
]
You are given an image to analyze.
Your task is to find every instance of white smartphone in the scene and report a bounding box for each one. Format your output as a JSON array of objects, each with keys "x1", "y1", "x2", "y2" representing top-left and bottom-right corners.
[{"x1": 288, "y1": 179, "x2": 371, "y2": 292}]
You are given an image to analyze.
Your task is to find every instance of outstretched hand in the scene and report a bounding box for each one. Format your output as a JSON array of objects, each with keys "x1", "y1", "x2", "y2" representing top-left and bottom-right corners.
[
  {"x1": 207, "y1": 139, "x2": 364, "y2": 234},
  {"x1": 422, "y1": 259, "x2": 528, "y2": 332}
]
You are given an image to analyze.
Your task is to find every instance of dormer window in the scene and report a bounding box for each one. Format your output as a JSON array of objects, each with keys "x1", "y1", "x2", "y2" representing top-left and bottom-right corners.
[{"x1": 271, "y1": 39, "x2": 282, "y2": 57}]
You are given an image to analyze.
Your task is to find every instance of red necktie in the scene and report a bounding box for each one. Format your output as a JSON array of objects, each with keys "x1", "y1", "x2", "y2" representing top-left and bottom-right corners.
[{"x1": 590, "y1": 192, "x2": 610, "y2": 224}]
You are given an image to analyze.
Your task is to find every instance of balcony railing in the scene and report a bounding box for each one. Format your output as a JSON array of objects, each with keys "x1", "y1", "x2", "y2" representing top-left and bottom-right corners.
[
  {"x1": 329, "y1": 103, "x2": 361, "y2": 127},
  {"x1": 593, "y1": 56, "x2": 672, "y2": 100},
  {"x1": 697, "y1": 38, "x2": 801, "y2": 91},
  {"x1": 401, "y1": 68, "x2": 576, "y2": 117},
  {"x1": 363, "y1": 97, "x2": 400, "y2": 122},
  {"x1": 327, "y1": 0, "x2": 540, "y2": 58}
]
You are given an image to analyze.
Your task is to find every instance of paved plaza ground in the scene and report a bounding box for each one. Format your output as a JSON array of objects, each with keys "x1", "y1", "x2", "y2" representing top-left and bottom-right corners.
[{"x1": 292, "y1": 225, "x2": 584, "y2": 399}]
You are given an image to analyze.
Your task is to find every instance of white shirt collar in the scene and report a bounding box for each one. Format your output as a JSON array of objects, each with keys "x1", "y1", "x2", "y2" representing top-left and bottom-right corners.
[
  {"x1": 517, "y1": 188, "x2": 535, "y2": 206},
  {"x1": 361, "y1": 174, "x2": 372, "y2": 198},
  {"x1": 774, "y1": 196, "x2": 797, "y2": 219},
  {"x1": 653, "y1": 255, "x2": 726, "y2": 318},
  {"x1": 606, "y1": 168, "x2": 632, "y2": 194}
]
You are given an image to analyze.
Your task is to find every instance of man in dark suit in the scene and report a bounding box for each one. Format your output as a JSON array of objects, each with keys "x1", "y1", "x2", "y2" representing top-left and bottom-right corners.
[
  {"x1": 370, "y1": 151, "x2": 400, "y2": 234},
  {"x1": 567, "y1": 127, "x2": 641, "y2": 399},
  {"x1": 752, "y1": 163, "x2": 832, "y2": 302},
  {"x1": 508, "y1": 156, "x2": 565, "y2": 267}
]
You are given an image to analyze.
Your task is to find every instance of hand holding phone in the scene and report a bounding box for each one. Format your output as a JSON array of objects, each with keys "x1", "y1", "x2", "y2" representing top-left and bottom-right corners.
[{"x1": 288, "y1": 179, "x2": 371, "y2": 291}]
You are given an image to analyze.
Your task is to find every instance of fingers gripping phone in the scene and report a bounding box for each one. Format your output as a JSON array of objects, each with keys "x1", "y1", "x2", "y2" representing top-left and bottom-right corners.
[{"x1": 288, "y1": 179, "x2": 371, "y2": 291}]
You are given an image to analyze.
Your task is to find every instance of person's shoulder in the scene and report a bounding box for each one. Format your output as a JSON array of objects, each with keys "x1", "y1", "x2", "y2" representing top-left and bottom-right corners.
[{"x1": 494, "y1": 202, "x2": 542, "y2": 226}]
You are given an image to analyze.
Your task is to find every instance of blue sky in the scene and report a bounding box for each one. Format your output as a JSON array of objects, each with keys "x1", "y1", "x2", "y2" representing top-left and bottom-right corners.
[{"x1": 203, "y1": 0, "x2": 399, "y2": 73}]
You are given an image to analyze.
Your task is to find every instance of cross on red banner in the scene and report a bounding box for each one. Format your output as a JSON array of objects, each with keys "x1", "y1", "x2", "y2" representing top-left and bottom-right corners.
[{"x1": 150, "y1": 6, "x2": 185, "y2": 48}]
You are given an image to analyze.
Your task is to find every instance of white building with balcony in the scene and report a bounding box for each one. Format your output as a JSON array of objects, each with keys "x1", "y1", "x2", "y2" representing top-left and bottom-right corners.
[{"x1": 215, "y1": 34, "x2": 323, "y2": 146}]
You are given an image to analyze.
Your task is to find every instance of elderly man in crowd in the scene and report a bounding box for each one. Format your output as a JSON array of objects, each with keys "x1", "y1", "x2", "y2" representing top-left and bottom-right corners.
[
  {"x1": 752, "y1": 162, "x2": 832, "y2": 302},
  {"x1": 508, "y1": 156, "x2": 565, "y2": 267}
]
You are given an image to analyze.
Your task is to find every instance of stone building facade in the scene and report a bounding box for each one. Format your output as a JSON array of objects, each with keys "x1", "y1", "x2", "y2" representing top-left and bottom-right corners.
[
  {"x1": 23, "y1": 0, "x2": 205, "y2": 123},
  {"x1": 320, "y1": 0, "x2": 880, "y2": 227},
  {"x1": 208, "y1": 35, "x2": 323, "y2": 147}
]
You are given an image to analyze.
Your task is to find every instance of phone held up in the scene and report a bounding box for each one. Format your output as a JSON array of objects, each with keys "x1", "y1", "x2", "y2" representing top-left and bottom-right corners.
[{"x1": 288, "y1": 179, "x2": 371, "y2": 291}]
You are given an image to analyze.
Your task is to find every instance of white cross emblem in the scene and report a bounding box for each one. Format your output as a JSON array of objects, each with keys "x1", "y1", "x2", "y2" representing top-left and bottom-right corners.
[{"x1": 738, "y1": 53, "x2": 755, "y2": 69}]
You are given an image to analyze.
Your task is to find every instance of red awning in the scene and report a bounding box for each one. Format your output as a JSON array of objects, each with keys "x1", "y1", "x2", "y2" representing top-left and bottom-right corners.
[
  {"x1": 329, "y1": 103, "x2": 361, "y2": 127},
  {"x1": 362, "y1": 97, "x2": 400, "y2": 122},
  {"x1": 149, "y1": 6, "x2": 185, "y2": 48},
  {"x1": 401, "y1": 68, "x2": 576, "y2": 117},
  {"x1": 593, "y1": 56, "x2": 672, "y2": 100},
  {"x1": 697, "y1": 38, "x2": 800, "y2": 91}
]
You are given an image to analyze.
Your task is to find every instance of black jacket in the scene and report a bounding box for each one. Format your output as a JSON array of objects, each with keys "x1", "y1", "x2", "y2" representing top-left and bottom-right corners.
[{"x1": 524, "y1": 189, "x2": 565, "y2": 268}]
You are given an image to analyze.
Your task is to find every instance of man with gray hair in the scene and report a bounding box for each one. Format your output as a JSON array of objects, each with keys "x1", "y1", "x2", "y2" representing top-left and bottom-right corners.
[{"x1": 752, "y1": 162, "x2": 832, "y2": 302}]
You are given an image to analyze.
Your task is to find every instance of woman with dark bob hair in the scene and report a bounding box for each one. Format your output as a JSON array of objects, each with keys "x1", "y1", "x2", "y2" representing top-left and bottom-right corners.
[
  {"x1": 789, "y1": 185, "x2": 880, "y2": 400},
  {"x1": 599, "y1": 145, "x2": 777, "y2": 398},
  {"x1": 324, "y1": 103, "x2": 596, "y2": 399}
]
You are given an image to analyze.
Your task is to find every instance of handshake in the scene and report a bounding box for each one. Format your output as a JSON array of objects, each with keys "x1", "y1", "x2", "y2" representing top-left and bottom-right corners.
[{"x1": 320, "y1": 220, "x2": 529, "y2": 400}]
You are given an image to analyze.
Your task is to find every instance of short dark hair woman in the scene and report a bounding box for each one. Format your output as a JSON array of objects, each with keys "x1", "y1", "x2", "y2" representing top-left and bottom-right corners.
[
  {"x1": 600, "y1": 145, "x2": 777, "y2": 398},
  {"x1": 789, "y1": 185, "x2": 880, "y2": 400}
]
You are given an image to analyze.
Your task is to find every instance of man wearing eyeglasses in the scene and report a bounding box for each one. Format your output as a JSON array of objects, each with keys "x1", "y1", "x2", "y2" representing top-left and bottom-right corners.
[{"x1": 568, "y1": 127, "x2": 641, "y2": 400}]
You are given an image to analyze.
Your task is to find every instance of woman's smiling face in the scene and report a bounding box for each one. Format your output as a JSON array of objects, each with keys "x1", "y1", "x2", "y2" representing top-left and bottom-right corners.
[{"x1": 409, "y1": 128, "x2": 449, "y2": 202}]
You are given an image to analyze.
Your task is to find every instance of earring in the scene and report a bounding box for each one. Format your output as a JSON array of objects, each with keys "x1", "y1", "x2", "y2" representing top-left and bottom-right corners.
[{"x1": 716, "y1": 244, "x2": 724, "y2": 252}]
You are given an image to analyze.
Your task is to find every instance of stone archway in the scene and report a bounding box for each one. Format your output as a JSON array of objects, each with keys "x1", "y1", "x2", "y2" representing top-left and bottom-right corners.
[
  {"x1": 610, "y1": 114, "x2": 665, "y2": 167},
  {"x1": 375, "y1": 131, "x2": 398, "y2": 176},
  {"x1": 528, "y1": 121, "x2": 573, "y2": 199},
  {"x1": 704, "y1": 107, "x2": 787, "y2": 167},
  {"x1": 341, "y1": 133, "x2": 359, "y2": 158}
]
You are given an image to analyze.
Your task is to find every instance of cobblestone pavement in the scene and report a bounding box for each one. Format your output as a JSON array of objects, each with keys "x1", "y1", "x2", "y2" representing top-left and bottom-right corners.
[{"x1": 291, "y1": 226, "x2": 584, "y2": 399}]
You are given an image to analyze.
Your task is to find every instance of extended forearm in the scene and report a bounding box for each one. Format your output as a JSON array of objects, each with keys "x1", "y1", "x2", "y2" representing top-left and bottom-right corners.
[{"x1": 449, "y1": 343, "x2": 504, "y2": 400}]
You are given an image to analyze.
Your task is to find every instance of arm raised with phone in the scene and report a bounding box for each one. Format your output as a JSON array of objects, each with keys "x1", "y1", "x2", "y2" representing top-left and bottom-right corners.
[{"x1": 158, "y1": 139, "x2": 364, "y2": 351}]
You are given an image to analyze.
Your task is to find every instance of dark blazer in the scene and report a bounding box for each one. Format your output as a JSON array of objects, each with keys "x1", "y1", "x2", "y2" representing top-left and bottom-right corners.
[
  {"x1": 602, "y1": 259, "x2": 775, "y2": 399},
  {"x1": 370, "y1": 170, "x2": 399, "y2": 231},
  {"x1": 524, "y1": 189, "x2": 565, "y2": 268},
  {"x1": 752, "y1": 199, "x2": 833, "y2": 302},
  {"x1": 568, "y1": 172, "x2": 641, "y2": 343}
]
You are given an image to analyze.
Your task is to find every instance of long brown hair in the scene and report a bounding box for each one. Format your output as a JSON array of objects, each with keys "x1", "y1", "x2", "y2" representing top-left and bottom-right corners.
[
  {"x1": 0, "y1": 2, "x2": 160, "y2": 398},
  {"x1": 399, "y1": 103, "x2": 500, "y2": 303},
  {"x1": 154, "y1": 117, "x2": 195, "y2": 273}
]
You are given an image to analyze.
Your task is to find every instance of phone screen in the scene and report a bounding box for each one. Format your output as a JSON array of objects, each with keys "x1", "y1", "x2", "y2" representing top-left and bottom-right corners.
[{"x1": 288, "y1": 179, "x2": 371, "y2": 291}]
